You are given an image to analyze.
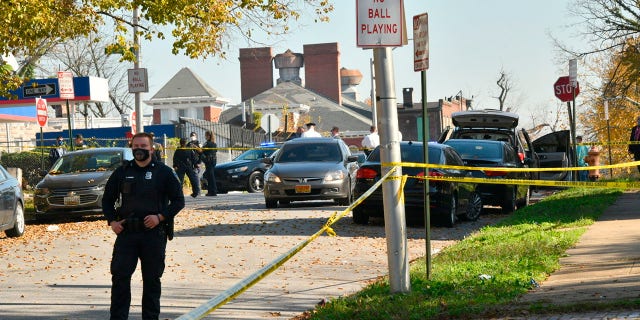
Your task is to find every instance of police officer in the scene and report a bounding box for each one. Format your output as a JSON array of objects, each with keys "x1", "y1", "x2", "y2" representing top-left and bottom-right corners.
[
  {"x1": 202, "y1": 130, "x2": 218, "y2": 196},
  {"x1": 102, "y1": 132, "x2": 185, "y2": 320},
  {"x1": 173, "y1": 138, "x2": 201, "y2": 198}
]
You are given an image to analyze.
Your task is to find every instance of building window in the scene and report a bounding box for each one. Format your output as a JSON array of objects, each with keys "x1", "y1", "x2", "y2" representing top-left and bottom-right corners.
[
  {"x1": 178, "y1": 109, "x2": 187, "y2": 118},
  {"x1": 196, "y1": 107, "x2": 204, "y2": 120}
]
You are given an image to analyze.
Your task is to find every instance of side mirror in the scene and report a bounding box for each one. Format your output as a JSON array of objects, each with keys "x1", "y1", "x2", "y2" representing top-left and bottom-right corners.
[
  {"x1": 347, "y1": 155, "x2": 359, "y2": 163},
  {"x1": 39, "y1": 169, "x2": 49, "y2": 176},
  {"x1": 262, "y1": 157, "x2": 273, "y2": 165}
]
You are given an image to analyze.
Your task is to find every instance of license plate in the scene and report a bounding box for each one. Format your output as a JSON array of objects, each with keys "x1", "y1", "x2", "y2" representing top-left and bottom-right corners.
[
  {"x1": 294, "y1": 185, "x2": 311, "y2": 193},
  {"x1": 64, "y1": 195, "x2": 80, "y2": 205}
]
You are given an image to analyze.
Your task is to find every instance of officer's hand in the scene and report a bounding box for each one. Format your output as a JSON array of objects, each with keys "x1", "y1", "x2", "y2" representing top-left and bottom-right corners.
[
  {"x1": 110, "y1": 219, "x2": 126, "y2": 234},
  {"x1": 144, "y1": 214, "x2": 162, "y2": 229}
]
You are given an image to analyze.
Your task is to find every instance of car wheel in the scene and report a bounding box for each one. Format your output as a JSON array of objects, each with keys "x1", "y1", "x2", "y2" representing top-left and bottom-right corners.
[
  {"x1": 247, "y1": 171, "x2": 265, "y2": 193},
  {"x1": 502, "y1": 186, "x2": 517, "y2": 213},
  {"x1": 463, "y1": 191, "x2": 482, "y2": 221},
  {"x1": 442, "y1": 195, "x2": 456, "y2": 228},
  {"x1": 5, "y1": 202, "x2": 25, "y2": 238},
  {"x1": 265, "y1": 199, "x2": 278, "y2": 209},
  {"x1": 352, "y1": 207, "x2": 369, "y2": 225},
  {"x1": 516, "y1": 186, "x2": 530, "y2": 208},
  {"x1": 280, "y1": 200, "x2": 291, "y2": 205}
]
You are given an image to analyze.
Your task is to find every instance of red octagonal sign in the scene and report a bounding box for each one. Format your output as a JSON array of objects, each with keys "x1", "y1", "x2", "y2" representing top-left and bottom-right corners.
[
  {"x1": 36, "y1": 98, "x2": 48, "y2": 127},
  {"x1": 554, "y1": 76, "x2": 580, "y2": 102}
]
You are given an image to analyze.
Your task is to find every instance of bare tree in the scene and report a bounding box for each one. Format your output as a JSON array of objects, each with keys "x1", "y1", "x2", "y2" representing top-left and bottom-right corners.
[
  {"x1": 39, "y1": 32, "x2": 132, "y2": 120},
  {"x1": 494, "y1": 69, "x2": 514, "y2": 111}
]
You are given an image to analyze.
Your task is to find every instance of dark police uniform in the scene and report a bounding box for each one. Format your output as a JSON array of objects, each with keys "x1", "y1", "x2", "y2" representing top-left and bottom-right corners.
[
  {"x1": 102, "y1": 159, "x2": 185, "y2": 320},
  {"x1": 173, "y1": 145, "x2": 200, "y2": 197},
  {"x1": 201, "y1": 139, "x2": 218, "y2": 196}
]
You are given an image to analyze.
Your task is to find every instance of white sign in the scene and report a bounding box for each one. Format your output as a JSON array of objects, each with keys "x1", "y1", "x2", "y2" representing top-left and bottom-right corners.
[
  {"x1": 569, "y1": 59, "x2": 578, "y2": 88},
  {"x1": 413, "y1": 13, "x2": 429, "y2": 71},
  {"x1": 128, "y1": 68, "x2": 149, "y2": 93},
  {"x1": 260, "y1": 114, "x2": 280, "y2": 134},
  {"x1": 356, "y1": 0, "x2": 405, "y2": 48},
  {"x1": 57, "y1": 71, "x2": 75, "y2": 99}
]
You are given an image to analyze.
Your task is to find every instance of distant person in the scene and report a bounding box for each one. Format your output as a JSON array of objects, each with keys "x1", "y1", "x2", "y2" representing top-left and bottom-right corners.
[
  {"x1": 301, "y1": 122, "x2": 322, "y2": 138},
  {"x1": 576, "y1": 136, "x2": 589, "y2": 181},
  {"x1": 361, "y1": 126, "x2": 380, "y2": 155},
  {"x1": 186, "y1": 131, "x2": 204, "y2": 184},
  {"x1": 74, "y1": 134, "x2": 86, "y2": 149},
  {"x1": 48, "y1": 136, "x2": 66, "y2": 167},
  {"x1": 202, "y1": 130, "x2": 218, "y2": 196},
  {"x1": 173, "y1": 138, "x2": 200, "y2": 198},
  {"x1": 287, "y1": 126, "x2": 305, "y2": 140},
  {"x1": 331, "y1": 126, "x2": 341, "y2": 139},
  {"x1": 629, "y1": 116, "x2": 640, "y2": 173},
  {"x1": 150, "y1": 132, "x2": 164, "y2": 163}
]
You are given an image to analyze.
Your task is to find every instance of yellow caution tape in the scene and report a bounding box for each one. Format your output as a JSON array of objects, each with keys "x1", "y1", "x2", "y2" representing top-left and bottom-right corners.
[{"x1": 383, "y1": 160, "x2": 640, "y2": 172}]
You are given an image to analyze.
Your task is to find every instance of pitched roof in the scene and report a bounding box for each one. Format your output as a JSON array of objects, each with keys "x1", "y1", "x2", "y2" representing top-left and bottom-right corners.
[
  {"x1": 220, "y1": 82, "x2": 372, "y2": 133},
  {"x1": 149, "y1": 67, "x2": 224, "y2": 100}
]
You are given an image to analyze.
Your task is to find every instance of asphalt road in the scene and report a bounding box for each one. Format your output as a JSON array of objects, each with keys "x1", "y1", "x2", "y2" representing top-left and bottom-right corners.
[{"x1": 0, "y1": 192, "x2": 511, "y2": 319}]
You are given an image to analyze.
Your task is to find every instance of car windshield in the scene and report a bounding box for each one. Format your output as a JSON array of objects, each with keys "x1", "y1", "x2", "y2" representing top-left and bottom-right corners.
[
  {"x1": 445, "y1": 141, "x2": 502, "y2": 160},
  {"x1": 235, "y1": 148, "x2": 278, "y2": 161},
  {"x1": 367, "y1": 144, "x2": 441, "y2": 164},
  {"x1": 277, "y1": 143, "x2": 342, "y2": 163},
  {"x1": 49, "y1": 151, "x2": 124, "y2": 174}
]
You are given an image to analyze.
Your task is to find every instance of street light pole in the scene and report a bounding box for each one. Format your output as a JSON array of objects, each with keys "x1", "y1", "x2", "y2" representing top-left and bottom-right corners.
[{"x1": 133, "y1": 6, "x2": 143, "y2": 133}]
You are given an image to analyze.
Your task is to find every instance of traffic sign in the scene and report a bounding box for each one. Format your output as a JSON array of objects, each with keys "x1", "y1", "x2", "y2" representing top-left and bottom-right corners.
[
  {"x1": 260, "y1": 114, "x2": 280, "y2": 134},
  {"x1": 413, "y1": 13, "x2": 429, "y2": 71},
  {"x1": 356, "y1": 0, "x2": 405, "y2": 48},
  {"x1": 23, "y1": 83, "x2": 56, "y2": 98},
  {"x1": 36, "y1": 98, "x2": 48, "y2": 127},
  {"x1": 128, "y1": 68, "x2": 149, "y2": 93},
  {"x1": 554, "y1": 76, "x2": 580, "y2": 102},
  {"x1": 58, "y1": 71, "x2": 75, "y2": 99}
]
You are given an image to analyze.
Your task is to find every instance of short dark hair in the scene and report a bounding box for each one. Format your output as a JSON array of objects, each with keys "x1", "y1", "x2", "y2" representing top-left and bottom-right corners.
[
  {"x1": 332, "y1": 126, "x2": 339, "y2": 132},
  {"x1": 75, "y1": 134, "x2": 83, "y2": 139},
  {"x1": 132, "y1": 132, "x2": 154, "y2": 145}
]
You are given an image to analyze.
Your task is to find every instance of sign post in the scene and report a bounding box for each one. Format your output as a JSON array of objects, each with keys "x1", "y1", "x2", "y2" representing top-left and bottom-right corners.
[
  {"x1": 260, "y1": 114, "x2": 280, "y2": 142},
  {"x1": 36, "y1": 98, "x2": 48, "y2": 169},
  {"x1": 356, "y1": 0, "x2": 406, "y2": 48},
  {"x1": 58, "y1": 71, "x2": 76, "y2": 149},
  {"x1": 554, "y1": 75, "x2": 580, "y2": 180}
]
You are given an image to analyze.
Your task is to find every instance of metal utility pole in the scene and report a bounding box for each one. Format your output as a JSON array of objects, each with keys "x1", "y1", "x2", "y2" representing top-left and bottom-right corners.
[
  {"x1": 373, "y1": 47, "x2": 410, "y2": 293},
  {"x1": 370, "y1": 58, "x2": 377, "y2": 126},
  {"x1": 133, "y1": 6, "x2": 143, "y2": 133}
]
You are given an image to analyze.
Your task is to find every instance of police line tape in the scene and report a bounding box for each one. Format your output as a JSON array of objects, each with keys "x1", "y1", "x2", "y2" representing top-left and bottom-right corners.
[
  {"x1": 176, "y1": 168, "x2": 398, "y2": 320},
  {"x1": 383, "y1": 161, "x2": 640, "y2": 189}
]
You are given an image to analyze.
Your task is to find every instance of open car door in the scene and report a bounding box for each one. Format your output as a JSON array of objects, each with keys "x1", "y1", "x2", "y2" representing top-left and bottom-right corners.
[
  {"x1": 531, "y1": 130, "x2": 573, "y2": 181},
  {"x1": 437, "y1": 127, "x2": 452, "y2": 143},
  {"x1": 518, "y1": 129, "x2": 540, "y2": 180}
]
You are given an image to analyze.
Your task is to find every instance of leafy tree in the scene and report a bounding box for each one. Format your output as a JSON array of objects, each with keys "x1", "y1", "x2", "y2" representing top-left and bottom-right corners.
[{"x1": 0, "y1": 0, "x2": 333, "y2": 97}]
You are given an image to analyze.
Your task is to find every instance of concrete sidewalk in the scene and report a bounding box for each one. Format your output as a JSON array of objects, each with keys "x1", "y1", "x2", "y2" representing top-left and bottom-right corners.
[{"x1": 509, "y1": 190, "x2": 640, "y2": 319}]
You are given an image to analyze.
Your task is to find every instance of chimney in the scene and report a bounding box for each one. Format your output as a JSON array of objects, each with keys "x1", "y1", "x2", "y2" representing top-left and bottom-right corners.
[
  {"x1": 402, "y1": 88, "x2": 413, "y2": 108},
  {"x1": 239, "y1": 47, "x2": 274, "y2": 102},
  {"x1": 274, "y1": 49, "x2": 304, "y2": 85},
  {"x1": 303, "y1": 43, "x2": 341, "y2": 105},
  {"x1": 340, "y1": 67, "x2": 363, "y2": 101}
]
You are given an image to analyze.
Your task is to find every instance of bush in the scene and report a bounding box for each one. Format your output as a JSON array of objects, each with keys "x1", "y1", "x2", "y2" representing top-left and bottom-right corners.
[{"x1": 0, "y1": 150, "x2": 47, "y2": 189}]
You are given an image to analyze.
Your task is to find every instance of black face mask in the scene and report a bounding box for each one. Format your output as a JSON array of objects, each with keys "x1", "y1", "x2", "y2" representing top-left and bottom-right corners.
[{"x1": 133, "y1": 148, "x2": 151, "y2": 162}]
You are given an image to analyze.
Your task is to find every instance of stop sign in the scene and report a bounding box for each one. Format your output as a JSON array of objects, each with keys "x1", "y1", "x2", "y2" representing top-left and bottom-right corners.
[
  {"x1": 36, "y1": 98, "x2": 48, "y2": 127},
  {"x1": 554, "y1": 76, "x2": 580, "y2": 102}
]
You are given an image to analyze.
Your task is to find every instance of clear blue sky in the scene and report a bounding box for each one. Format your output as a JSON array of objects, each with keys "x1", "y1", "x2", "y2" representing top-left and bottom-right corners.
[{"x1": 141, "y1": 1, "x2": 582, "y2": 129}]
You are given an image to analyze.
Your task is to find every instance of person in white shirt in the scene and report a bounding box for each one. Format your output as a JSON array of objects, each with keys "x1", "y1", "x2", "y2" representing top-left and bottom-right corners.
[
  {"x1": 301, "y1": 122, "x2": 322, "y2": 138},
  {"x1": 361, "y1": 126, "x2": 380, "y2": 155}
]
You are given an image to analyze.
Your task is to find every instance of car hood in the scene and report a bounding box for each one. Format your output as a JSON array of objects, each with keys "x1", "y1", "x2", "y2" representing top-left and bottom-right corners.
[
  {"x1": 452, "y1": 109, "x2": 519, "y2": 129},
  {"x1": 270, "y1": 162, "x2": 345, "y2": 177},
  {"x1": 216, "y1": 159, "x2": 255, "y2": 170},
  {"x1": 37, "y1": 170, "x2": 113, "y2": 189}
]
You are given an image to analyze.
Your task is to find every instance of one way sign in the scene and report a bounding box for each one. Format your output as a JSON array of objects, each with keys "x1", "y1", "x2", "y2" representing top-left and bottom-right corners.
[{"x1": 23, "y1": 83, "x2": 57, "y2": 98}]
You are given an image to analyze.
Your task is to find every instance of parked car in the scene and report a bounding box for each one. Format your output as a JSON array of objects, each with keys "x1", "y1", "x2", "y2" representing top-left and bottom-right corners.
[
  {"x1": 262, "y1": 138, "x2": 359, "y2": 208},
  {"x1": 0, "y1": 165, "x2": 25, "y2": 237},
  {"x1": 214, "y1": 143, "x2": 282, "y2": 193},
  {"x1": 530, "y1": 129, "x2": 574, "y2": 181},
  {"x1": 352, "y1": 141, "x2": 482, "y2": 227},
  {"x1": 443, "y1": 139, "x2": 530, "y2": 213},
  {"x1": 33, "y1": 147, "x2": 133, "y2": 221},
  {"x1": 439, "y1": 109, "x2": 540, "y2": 178}
]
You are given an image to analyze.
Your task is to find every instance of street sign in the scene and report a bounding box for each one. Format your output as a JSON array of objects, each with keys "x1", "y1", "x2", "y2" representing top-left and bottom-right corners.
[
  {"x1": 260, "y1": 114, "x2": 279, "y2": 134},
  {"x1": 58, "y1": 71, "x2": 75, "y2": 99},
  {"x1": 36, "y1": 98, "x2": 48, "y2": 127},
  {"x1": 356, "y1": 0, "x2": 405, "y2": 48},
  {"x1": 128, "y1": 68, "x2": 149, "y2": 93},
  {"x1": 554, "y1": 76, "x2": 580, "y2": 102},
  {"x1": 23, "y1": 83, "x2": 56, "y2": 98},
  {"x1": 413, "y1": 13, "x2": 429, "y2": 71}
]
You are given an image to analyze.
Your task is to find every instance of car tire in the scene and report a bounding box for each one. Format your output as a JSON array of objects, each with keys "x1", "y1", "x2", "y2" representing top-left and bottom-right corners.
[
  {"x1": 442, "y1": 195, "x2": 456, "y2": 228},
  {"x1": 502, "y1": 186, "x2": 517, "y2": 213},
  {"x1": 462, "y1": 191, "x2": 482, "y2": 221},
  {"x1": 5, "y1": 202, "x2": 25, "y2": 238},
  {"x1": 352, "y1": 207, "x2": 369, "y2": 225},
  {"x1": 247, "y1": 171, "x2": 265, "y2": 193},
  {"x1": 265, "y1": 199, "x2": 278, "y2": 209},
  {"x1": 280, "y1": 200, "x2": 291, "y2": 205}
]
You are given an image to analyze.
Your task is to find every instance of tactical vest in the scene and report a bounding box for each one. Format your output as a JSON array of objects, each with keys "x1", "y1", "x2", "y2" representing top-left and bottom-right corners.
[{"x1": 119, "y1": 162, "x2": 165, "y2": 219}]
